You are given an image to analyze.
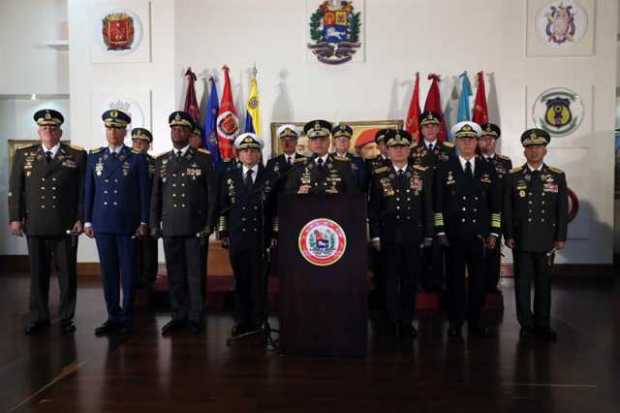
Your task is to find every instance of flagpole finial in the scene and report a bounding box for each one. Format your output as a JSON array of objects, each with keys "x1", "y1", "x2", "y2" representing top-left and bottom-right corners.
[
  {"x1": 428, "y1": 73, "x2": 440, "y2": 81},
  {"x1": 222, "y1": 65, "x2": 230, "y2": 72},
  {"x1": 460, "y1": 71, "x2": 468, "y2": 78},
  {"x1": 252, "y1": 64, "x2": 257, "y2": 78}
]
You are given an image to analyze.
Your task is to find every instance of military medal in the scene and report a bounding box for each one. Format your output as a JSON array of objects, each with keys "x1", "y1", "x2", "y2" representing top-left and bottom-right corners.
[
  {"x1": 122, "y1": 161, "x2": 130, "y2": 176},
  {"x1": 446, "y1": 170, "x2": 455, "y2": 185},
  {"x1": 519, "y1": 190, "x2": 526, "y2": 198},
  {"x1": 95, "y1": 160, "x2": 104, "y2": 176}
]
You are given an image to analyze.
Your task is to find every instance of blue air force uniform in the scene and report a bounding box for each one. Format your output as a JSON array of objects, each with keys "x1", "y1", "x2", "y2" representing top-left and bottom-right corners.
[{"x1": 84, "y1": 110, "x2": 151, "y2": 330}]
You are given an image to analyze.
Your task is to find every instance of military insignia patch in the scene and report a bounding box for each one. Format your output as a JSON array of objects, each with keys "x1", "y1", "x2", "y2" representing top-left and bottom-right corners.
[
  {"x1": 532, "y1": 87, "x2": 584, "y2": 136},
  {"x1": 307, "y1": 0, "x2": 363, "y2": 65}
]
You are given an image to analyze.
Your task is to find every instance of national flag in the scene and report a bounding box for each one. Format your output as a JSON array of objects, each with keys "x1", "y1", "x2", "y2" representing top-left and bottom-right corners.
[
  {"x1": 217, "y1": 66, "x2": 239, "y2": 160},
  {"x1": 472, "y1": 71, "x2": 489, "y2": 125},
  {"x1": 203, "y1": 76, "x2": 222, "y2": 168},
  {"x1": 244, "y1": 66, "x2": 261, "y2": 134},
  {"x1": 405, "y1": 72, "x2": 422, "y2": 143},
  {"x1": 183, "y1": 68, "x2": 201, "y2": 123},
  {"x1": 423, "y1": 73, "x2": 448, "y2": 143},
  {"x1": 457, "y1": 71, "x2": 472, "y2": 123}
]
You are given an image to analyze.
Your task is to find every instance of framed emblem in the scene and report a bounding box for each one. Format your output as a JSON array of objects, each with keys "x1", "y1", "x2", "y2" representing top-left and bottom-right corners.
[
  {"x1": 305, "y1": 0, "x2": 365, "y2": 64},
  {"x1": 526, "y1": 0, "x2": 594, "y2": 57},
  {"x1": 91, "y1": 0, "x2": 151, "y2": 63},
  {"x1": 531, "y1": 87, "x2": 584, "y2": 137}
]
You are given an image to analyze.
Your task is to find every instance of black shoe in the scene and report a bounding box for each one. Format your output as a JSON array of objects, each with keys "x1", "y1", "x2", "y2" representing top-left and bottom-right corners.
[
  {"x1": 94, "y1": 321, "x2": 118, "y2": 336},
  {"x1": 24, "y1": 320, "x2": 50, "y2": 335},
  {"x1": 119, "y1": 323, "x2": 134, "y2": 336},
  {"x1": 231, "y1": 323, "x2": 249, "y2": 337},
  {"x1": 448, "y1": 324, "x2": 462, "y2": 339},
  {"x1": 60, "y1": 320, "x2": 76, "y2": 335},
  {"x1": 190, "y1": 321, "x2": 204, "y2": 335},
  {"x1": 535, "y1": 327, "x2": 557, "y2": 342},
  {"x1": 161, "y1": 319, "x2": 186, "y2": 336},
  {"x1": 519, "y1": 326, "x2": 535, "y2": 339},
  {"x1": 468, "y1": 324, "x2": 497, "y2": 338}
]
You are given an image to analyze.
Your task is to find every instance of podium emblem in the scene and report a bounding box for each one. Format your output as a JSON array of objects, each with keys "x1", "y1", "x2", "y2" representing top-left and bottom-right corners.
[{"x1": 298, "y1": 218, "x2": 347, "y2": 266}]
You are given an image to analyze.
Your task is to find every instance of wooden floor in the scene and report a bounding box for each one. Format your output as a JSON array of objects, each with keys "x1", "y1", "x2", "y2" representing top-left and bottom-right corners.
[{"x1": 0, "y1": 273, "x2": 618, "y2": 413}]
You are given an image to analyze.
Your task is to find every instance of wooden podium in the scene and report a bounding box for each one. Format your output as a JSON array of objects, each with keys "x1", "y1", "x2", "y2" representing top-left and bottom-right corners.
[{"x1": 277, "y1": 194, "x2": 368, "y2": 357}]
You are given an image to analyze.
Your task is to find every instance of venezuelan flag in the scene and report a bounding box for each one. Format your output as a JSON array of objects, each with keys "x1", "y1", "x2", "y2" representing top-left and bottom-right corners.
[{"x1": 244, "y1": 68, "x2": 261, "y2": 134}]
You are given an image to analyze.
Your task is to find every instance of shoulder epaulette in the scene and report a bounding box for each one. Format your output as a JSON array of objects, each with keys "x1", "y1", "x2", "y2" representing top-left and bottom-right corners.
[
  {"x1": 509, "y1": 166, "x2": 523, "y2": 173},
  {"x1": 548, "y1": 166, "x2": 564, "y2": 174},
  {"x1": 156, "y1": 151, "x2": 170, "y2": 159},
  {"x1": 372, "y1": 166, "x2": 389, "y2": 174},
  {"x1": 89, "y1": 147, "x2": 103, "y2": 154},
  {"x1": 69, "y1": 144, "x2": 85, "y2": 151},
  {"x1": 442, "y1": 141, "x2": 454, "y2": 148},
  {"x1": 413, "y1": 165, "x2": 428, "y2": 172},
  {"x1": 294, "y1": 157, "x2": 307, "y2": 164},
  {"x1": 20, "y1": 144, "x2": 38, "y2": 151},
  {"x1": 334, "y1": 156, "x2": 351, "y2": 162},
  {"x1": 197, "y1": 148, "x2": 211, "y2": 155},
  {"x1": 497, "y1": 154, "x2": 510, "y2": 160},
  {"x1": 131, "y1": 148, "x2": 142, "y2": 154}
]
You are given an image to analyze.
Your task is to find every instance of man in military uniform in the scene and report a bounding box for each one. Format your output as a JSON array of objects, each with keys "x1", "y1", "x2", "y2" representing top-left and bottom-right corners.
[
  {"x1": 285, "y1": 120, "x2": 358, "y2": 194},
  {"x1": 218, "y1": 133, "x2": 276, "y2": 336},
  {"x1": 84, "y1": 110, "x2": 151, "y2": 336},
  {"x1": 410, "y1": 112, "x2": 455, "y2": 291},
  {"x1": 478, "y1": 123, "x2": 512, "y2": 293},
  {"x1": 131, "y1": 127, "x2": 158, "y2": 290},
  {"x1": 368, "y1": 130, "x2": 433, "y2": 337},
  {"x1": 331, "y1": 123, "x2": 367, "y2": 191},
  {"x1": 503, "y1": 129, "x2": 568, "y2": 342},
  {"x1": 8, "y1": 109, "x2": 86, "y2": 335},
  {"x1": 150, "y1": 111, "x2": 217, "y2": 336},
  {"x1": 434, "y1": 121, "x2": 501, "y2": 339},
  {"x1": 189, "y1": 124, "x2": 203, "y2": 149}
]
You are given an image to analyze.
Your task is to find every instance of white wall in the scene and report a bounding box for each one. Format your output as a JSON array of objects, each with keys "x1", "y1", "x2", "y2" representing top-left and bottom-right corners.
[
  {"x1": 0, "y1": 0, "x2": 69, "y2": 95},
  {"x1": 173, "y1": 0, "x2": 617, "y2": 264}
]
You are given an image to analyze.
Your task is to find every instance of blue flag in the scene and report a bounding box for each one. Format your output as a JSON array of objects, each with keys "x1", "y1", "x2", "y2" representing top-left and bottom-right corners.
[
  {"x1": 457, "y1": 71, "x2": 472, "y2": 123},
  {"x1": 244, "y1": 111, "x2": 255, "y2": 133},
  {"x1": 203, "y1": 77, "x2": 221, "y2": 168}
]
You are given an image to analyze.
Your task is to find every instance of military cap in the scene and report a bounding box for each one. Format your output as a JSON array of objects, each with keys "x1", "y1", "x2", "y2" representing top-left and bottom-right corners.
[
  {"x1": 34, "y1": 109, "x2": 64, "y2": 127},
  {"x1": 451, "y1": 121, "x2": 481, "y2": 139},
  {"x1": 374, "y1": 128, "x2": 392, "y2": 144},
  {"x1": 168, "y1": 111, "x2": 194, "y2": 128},
  {"x1": 102, "y1": 109, "x2": 131, "y2": 128},
  {"x1": 386, "y1": 129, "x2": 412, "y2": 147},
  {"x1": 419, "y1": 111, "x2": 441, "y2": 127},
  {"x1": 303, "y1": 119, "x2": 332, "y2": 139},
  {"x1": 355, "y1": 128, "x2": 378, "y2": 149},
  {"x1": 276, "y1": 124, "x2": 300, "y2": 139},
  {"x1": 521, "y1": 128, "x2": 550, "y2": 147},
  {"x1": 332, "y1": 123, "x2": 353, "y2": 139},
  {"x1": 192, "y1": 125, "x2": 203, "y2": 136},
  {"x1": 480, "y1": 123, "x2": 501, "y2": 139},
  {"x1": 234, "y1": 133, "x2": 264, "y2": 150},
  {"x1": 131, "y1": 127, "x2": 152, "y2": 143}
]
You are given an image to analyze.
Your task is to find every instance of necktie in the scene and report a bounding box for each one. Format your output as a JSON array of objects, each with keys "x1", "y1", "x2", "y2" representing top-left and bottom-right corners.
[
  {"x1": 176, "y1": 150, "x2": 182, "y2": 158},
  {"x1": 245, "y1": 169, "x2": 254, "y2": 188},
  {"x1": 45, "y1": 151, "x2": 52, "y2": 163},
  {"x1": 531, "y1": 170, "x2": 541, "y2": 184},
  {"x1": 287, "y1": 156, "x2": 292, "y2": 166},
  {"x1": 111, "y1": 151, "x2": 118, "y2": 159},
  {"x1": 465, "y1": 160, "x2": 473, "y2": 179},
  {"x1": 317, "y1": 158, "x2": 324, "y2": 169}
]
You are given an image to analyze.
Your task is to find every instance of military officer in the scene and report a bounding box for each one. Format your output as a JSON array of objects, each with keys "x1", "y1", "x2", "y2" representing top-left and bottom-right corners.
[
  {"x1": 410, "y1": 112, "x2": 455, "y2": 292},
  {"x1": 189, "y1": 123, "x2": 203, "y2": 149},
  {"x1": 8, "y1": 109, "x2": 86, "y2": 335},
  {"x1": 285, "y1": 120, "x2": 358, "y2": 194},
  {"x1": 218, "y1": 133, "x2": 277, "y2": 336},
  {"x1": 331, "y1": 123, "x2": 367, "y2": 191},
  {"x1": 434, "y1": 121, "x2": 501, "y2": 339},
  {"x1": 84, "y1": 109, "x2": 151, "y2": 336},
  {"x1": 503, "y1": 129, "x2": 568, "y2": 342},
  {"x1": 131, "y1": 127, "x2": 159, "y2": 290},
  {"x1": 478, "y1": 123, "x2": 513, "y2": 293},
  {"x1": 368, "y1": 130, "x2": 433, "y2": 337},
  {"x1": 150, "y1": 111, "x2": 217, "y2": 336}
]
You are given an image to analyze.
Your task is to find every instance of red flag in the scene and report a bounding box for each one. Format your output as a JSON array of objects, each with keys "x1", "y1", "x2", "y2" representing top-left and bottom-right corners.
[
  {"x1": 472, "y1": 71, "x2": 489, "y2": 125},
  {"x1": 423, "y1": 74, "x2": 448, "y2": 143},
  {"x1": 217, "y1": 66, "x2": 239, "y2": 161},
  {"x1": 183, "y1": 68, "x2": 201, "y2": 123},
  {"x1": 405, "y1": 72, "x2": 421, "y2": 143}
]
